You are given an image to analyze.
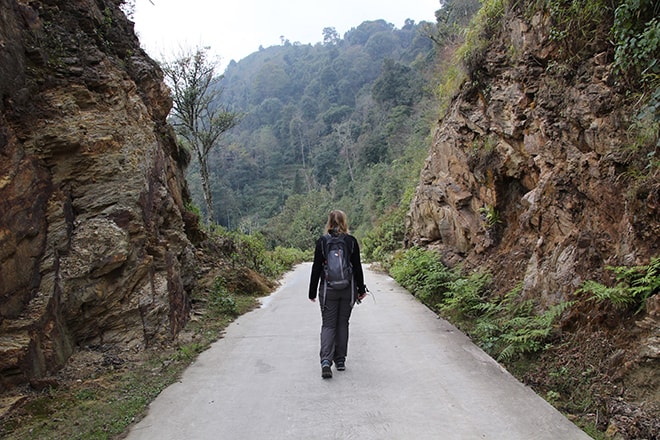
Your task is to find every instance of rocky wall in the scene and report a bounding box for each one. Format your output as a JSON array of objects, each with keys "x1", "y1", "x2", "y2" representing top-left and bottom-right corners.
[
  {"x1": 0, "y1": 0, "x2": 197, "y2": 389},
  {"x1": 407, "y1": 7, "x2": 659, "y2": 304}
]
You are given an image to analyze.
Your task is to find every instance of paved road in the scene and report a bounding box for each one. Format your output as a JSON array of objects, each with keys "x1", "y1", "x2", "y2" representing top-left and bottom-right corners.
[{"x1": 126, "y1": 263, "x2": 591, "y2": 440}]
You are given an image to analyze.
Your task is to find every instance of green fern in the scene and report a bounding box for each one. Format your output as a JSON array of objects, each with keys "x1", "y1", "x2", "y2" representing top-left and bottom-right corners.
[
  {"x1": 390, "y1": 247, "x2": 456, "y2": 305},
  {"x1": 578, "y1": 256, "x2": 660, "y2": 312},
  {"x1": 390, "y1": 250, "x2": 574, "y2": 362},
  {"x1": 440, "y1": 271, "x2": 493, "y2": 318},
  {"x1": 492, "y1": 293, "x2": 571, "y2": 361}
]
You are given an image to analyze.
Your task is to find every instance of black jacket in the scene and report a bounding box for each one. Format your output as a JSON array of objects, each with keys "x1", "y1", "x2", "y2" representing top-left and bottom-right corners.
[{"x1": 308, "y1": 233, "x2": 366, "y2": 300}]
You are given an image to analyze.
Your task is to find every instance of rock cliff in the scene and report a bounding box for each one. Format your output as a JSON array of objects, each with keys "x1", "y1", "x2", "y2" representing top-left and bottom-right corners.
[
  {"x1": 0, "y1": 0, "x2": 198, "y2": 389},
  {"x1": 409, "y1": 8, "x2": 658, "y2": 297},
  {"x1": 409, "y1": 6, "x2": 659, "y2": 313},
  {"x1": 407, "y1": 3, "x2": 658, "y2": 436}
]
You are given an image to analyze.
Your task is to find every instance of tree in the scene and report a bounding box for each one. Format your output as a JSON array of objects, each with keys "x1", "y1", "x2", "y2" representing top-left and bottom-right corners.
[
  {"x1": 161, "y1": 47, "x2": 240, "y2": 224},
  {"x1": 323, "y1": 27, "x2": 340, "y2": 46}
]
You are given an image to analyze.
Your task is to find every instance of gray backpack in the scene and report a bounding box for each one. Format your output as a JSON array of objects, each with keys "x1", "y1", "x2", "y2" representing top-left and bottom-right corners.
[{"x1": 322, "y1": 233, "x2": 352, "y2": 290}]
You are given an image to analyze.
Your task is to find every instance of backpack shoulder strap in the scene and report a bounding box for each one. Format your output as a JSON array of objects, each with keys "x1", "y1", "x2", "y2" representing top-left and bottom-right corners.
[{"x1": 320, "y1": 233, "x2": 330, "y2": 259}]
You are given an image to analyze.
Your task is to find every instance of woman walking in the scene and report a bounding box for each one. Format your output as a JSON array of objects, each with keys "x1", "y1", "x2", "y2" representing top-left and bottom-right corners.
[{"x1": 309, "y1": 210, "x2": 367, "y2": 378}]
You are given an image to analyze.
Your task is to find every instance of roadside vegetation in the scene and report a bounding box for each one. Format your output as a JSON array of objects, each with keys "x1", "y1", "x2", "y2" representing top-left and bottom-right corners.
[
  {"x1": 388, "y1": 248, "x2": 574, "y2": 362},
  {"x1": 386, "y1": 245, "x2": 659, "y2": 438},
  {"x1": 0, "y1": 226, "x2": 307, "y2": 440}
]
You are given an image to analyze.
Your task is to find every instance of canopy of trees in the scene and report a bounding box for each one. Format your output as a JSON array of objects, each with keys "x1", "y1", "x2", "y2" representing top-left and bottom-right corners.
[
  {"x1": 183, "y1": 18, "x2": 438, "y2": 248},
  {"x1": 180, "y1": 2, "x2": 490, "y2": 250}
]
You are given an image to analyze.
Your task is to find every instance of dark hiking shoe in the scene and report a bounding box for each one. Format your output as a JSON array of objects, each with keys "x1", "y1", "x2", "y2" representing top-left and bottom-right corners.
[
  {"x1": 321, "y1": 360, "x2": 332, "y2": 379},
  {"x1": 336, "y1": 361, "x2": 345, "y2": 371}
]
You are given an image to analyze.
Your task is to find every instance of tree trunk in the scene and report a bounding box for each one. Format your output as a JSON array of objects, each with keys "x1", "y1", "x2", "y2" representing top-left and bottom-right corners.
[{"x1": 197, "y1": 150, "x2": 214, "y2": 224}]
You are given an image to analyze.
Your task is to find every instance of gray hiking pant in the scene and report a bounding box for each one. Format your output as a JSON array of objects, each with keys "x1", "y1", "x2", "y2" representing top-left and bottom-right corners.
[{"x1": 319, "y1": 286, "x2": 354, "y2": 364}]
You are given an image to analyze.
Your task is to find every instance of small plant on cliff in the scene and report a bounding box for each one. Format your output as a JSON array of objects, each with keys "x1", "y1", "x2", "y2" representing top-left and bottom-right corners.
[
  {"x1": 457, "y1": 0, "x2": 508, "y2": 76},
  {"x1": 612, "y1": 0, "x2": 660, "y2": 88},
  {"x1": 479, "y1": 204, "x2": 501, "y2": 228},
  {"x1": 545, "y1": 0, "x2": 611, "y2": 61},
  {"x1": 578, "y1": 256, "x2": 660, "y2": 312}
]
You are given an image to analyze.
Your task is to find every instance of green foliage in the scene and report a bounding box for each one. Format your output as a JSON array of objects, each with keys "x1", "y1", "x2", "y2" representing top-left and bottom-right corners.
[
  {"x1": 211, "y1": 226, "x2": 307, "y2": 278},
  {"x1": 210, "y1": 277, "x2": 238, "y2": 316},
  {"x1": 390, "y1": 247, "x2": 573, "y2": 361},
  {"x1": 494, "y1": 300, "x2": 573, "y2": 361},
  {"x1": 612, "y1": 0, "x2": 660, "y2": 87},
  {"x1": 423, "y1": 0, "x2": 482, "y2": 47},
  {"x1": 161, "y1": 46, "x2": 240, "y2": 224},
  {"x1": 268, "y1": 246, "x2": 312, "y2": 274},
  {"x1": 578, "y1": 256, "x2": 660, "y2": 312},
  {"x1": 389, "y1": 247, "x2": 456, "y2": 305},
  {"x1": 264, "y1": 190, "x2": 334, "y2": 251},
  {"x1": 361, "y1": 188, "x2": 412, "y2": 263},
  {"x1": 442, "y1": 280, "x2": 573, "y2": 361},
  {"x1": 189, "y1": 19, "x2": 437, "y2": 238},
  {"x1": 372, "y1": 59, "x2": 423, "y2": 108},
  {"x1": 479, "y1": 204, "x2": 501, "y2": 228},
  {"x1": 440, "y1": 271, "x2": 494, "y2": 319},
  {"x1": 435, "y1": 60, "x2": 468, "y2": 117},
  {"x1": 175, "y1": 343, "x2": 205, "y2": 362},
  {"x1": 209, "y1": 222, "x2": 309, "y2": 282},
  {"x1": 458, "y1": 0, "x2": 508, "y2": 75},
  {"x1": 545, "y1": 0, "x2": 611, "y2": 60},
  {"x1": 630, "y1": 91, "x2": 660, "y2": 154}
]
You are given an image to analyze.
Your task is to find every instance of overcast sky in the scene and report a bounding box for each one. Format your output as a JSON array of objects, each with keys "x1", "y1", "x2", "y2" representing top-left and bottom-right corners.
[{"x1": 132, "y1": 0, "x2": 441, "y2": 69}]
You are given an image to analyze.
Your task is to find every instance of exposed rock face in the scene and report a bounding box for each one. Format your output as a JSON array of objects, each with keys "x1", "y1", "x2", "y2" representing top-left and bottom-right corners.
[
  {"x1": 407, "y1": 7, "x2": 659, "y2": 305},
  {"x1": 0, "y1": 0, "x2": 197, "y2": 389},
  {"x1": 406, "y1": 4, "x2": 659, "y2": 436}
]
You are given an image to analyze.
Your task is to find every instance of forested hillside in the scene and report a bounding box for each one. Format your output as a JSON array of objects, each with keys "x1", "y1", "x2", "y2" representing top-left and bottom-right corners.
[{"x1": 187, "y1": 16, "x2": 453, "y2": 248}]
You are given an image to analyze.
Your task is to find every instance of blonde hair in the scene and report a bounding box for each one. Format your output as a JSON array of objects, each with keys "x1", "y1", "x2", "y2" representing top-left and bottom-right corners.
[{"x1": 325, "y1": 210, "x2": 349, "y2": 234}]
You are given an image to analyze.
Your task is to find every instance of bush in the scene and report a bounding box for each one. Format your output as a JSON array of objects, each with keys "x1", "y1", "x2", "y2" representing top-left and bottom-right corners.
[
  {"x1": 211, "y1": 226, "x2": 307, "y2": 278},
  {"x1": 442, "y1": 280, "x2": 573, "y2": 361},
  {"x1": 210, "y1": 277, "x2": 238, "y2": 316},
  {"x1": 440, "y1": 271, "x2": 494, "y2": 319},
  {"x1": 612, "y1": 0, "x2": 660, "y2": 87},
  {"x1": 261, "y1": 246, "x2": 311, "y2": 278},
  {"x1": 361, "y1": 203, "x2": 408, "y2": 264},
  {"x1": 457, "y1": 0, "x2": 507, "y2": 76},
  {"x1": 545, "y1": 0, "x2": 611, "y2": 61}
]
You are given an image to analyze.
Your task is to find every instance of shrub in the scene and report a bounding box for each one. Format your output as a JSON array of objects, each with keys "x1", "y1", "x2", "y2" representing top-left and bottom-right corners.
[
  {"x1": 440, "y1": 271, "x2": 494, "y2": 319},
  {"x1": 261, "y1": 246, "x2": 310, "y2": 278},
  {"x1": 442, "y1": 281, "x2": 573, "y2": 361},
  {"x1": 457, "y1": 0, "x2": 507, "y2": 76},
  {"x1": 361, "y1": 200, "x2": 409, "y2": 264},
  {"x1": 210, "y1": 277, "x2": 237, "y2": 316},
  {"x1": 612, "y1": 0, "x2": 660, "y2": 87},
  {"x1": 545, "y1": 0, "x2": 611, "y2": 60},
  {"x1": 389, "y1": 248, "x2": 574, "y2": 361}
]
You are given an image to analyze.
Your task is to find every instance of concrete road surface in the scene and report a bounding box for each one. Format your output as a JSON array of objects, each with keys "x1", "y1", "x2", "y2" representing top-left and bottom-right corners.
[{"x1": 126, "y1": 263, "x2": 591, "y2": 440}]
